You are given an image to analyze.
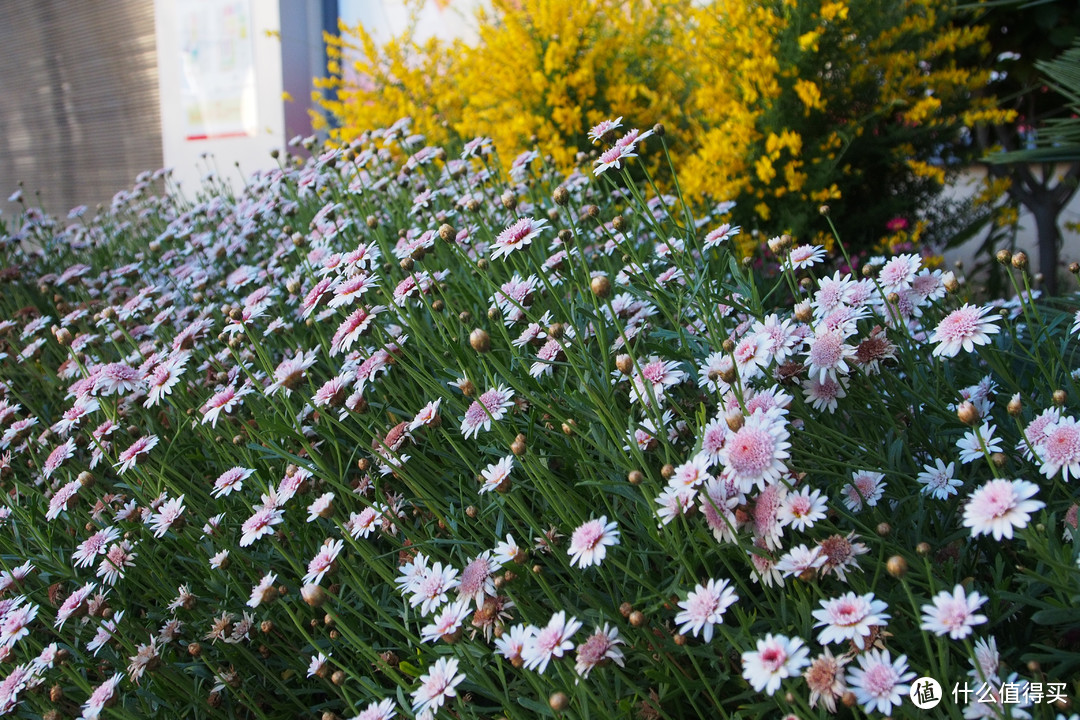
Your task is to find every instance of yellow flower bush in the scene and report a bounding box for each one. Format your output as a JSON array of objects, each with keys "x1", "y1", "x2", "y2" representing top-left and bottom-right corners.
[{"x1": 314, "y1": 0, "x2": 1011, "y2": 253}]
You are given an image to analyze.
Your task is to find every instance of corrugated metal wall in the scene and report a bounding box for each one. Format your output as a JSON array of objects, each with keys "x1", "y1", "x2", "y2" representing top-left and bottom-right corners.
[{"x1": 0, "y1": 1, "x2": 162, "y2": 221}]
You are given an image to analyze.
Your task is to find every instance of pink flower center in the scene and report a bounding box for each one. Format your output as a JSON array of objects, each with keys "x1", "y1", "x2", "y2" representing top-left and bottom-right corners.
[{"x1": 728, "y1": 427, "x2": 775, "y2": 476}]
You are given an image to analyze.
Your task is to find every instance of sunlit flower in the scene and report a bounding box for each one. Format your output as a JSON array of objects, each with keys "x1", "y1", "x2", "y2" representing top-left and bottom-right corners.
[
  {"x1": 741, "y1": 634, "x2": 809, "y2": 696},
  {"x1": 930, "y1": 303, "x2": 1000, "y2": 357},
  {"x1": 963, "y1": 478, "x2": 1044, "y2": 540}
]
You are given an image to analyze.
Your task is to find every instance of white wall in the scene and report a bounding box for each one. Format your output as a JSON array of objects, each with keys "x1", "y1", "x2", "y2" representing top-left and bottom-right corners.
[
  {"x1": 941, "y1": 165, "x2": 1080, "y2": 277},
  {"x1": 154, "y1": 0, "x2": 286, "y2": 200}
]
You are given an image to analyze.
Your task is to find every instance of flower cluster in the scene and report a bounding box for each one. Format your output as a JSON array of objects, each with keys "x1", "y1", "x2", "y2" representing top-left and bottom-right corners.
[{"x1": 0, "y1": 114, "x2": 1074, "y2": 720}]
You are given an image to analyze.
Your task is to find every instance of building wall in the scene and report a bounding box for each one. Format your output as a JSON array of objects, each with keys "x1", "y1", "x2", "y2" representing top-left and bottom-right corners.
[{"x1": 0, "y1": 1, "x2": 163, "y2": 221}]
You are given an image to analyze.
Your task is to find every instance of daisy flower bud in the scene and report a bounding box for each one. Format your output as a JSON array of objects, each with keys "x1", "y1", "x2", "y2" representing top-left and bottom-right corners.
[
  {"x1": 469, "y1": 328, "x2": 491, "y2": 353},
  {"x1": 553, "y1": 186, "x2": 570, "y2": 206},
  {"x1": 591, "y1": 275, "x2": 612, "y2": 298}
]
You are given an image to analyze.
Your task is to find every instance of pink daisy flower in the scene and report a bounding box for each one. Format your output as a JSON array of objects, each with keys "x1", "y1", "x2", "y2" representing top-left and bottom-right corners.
[
  {"x1": 920, "y1": 584, "x2": 988, "y2": 639},
  {"x1": 410, "y1": 657, "x2": 465, "y2": 717},
  {"x1": 703, "y1": 223, "x2": 741, "y2": 249},
  {"x1": 522, "y1": 611, "x2": 582, "y2": 674},
  {"x1": 741, "y1": 634, "x2": 810, "y2": 696},
  {"x1": 847, "y1": 649, "x2": 914, "y2": 715},
  {"x1": 460, "y1": 385, "x2": 514, "y2": 440},
  {"x1": 628, "y1": 356, "x2": 686, "y2": 406},
  {"x1": 479, "y1": 456, "x2": 514, "y2": 494},
  {"x1": 930, "y1": 303, "x2": 1001, "y2": 357},
  {"x1": 80, "y1": 672, "x2": 124, "y2": 720},
  {"x1": 239, "y1": 506, "x2": 285, "y2": 547},
  {"x1": 42, "y1": 438, "x2": 77, "y2": 479},
  {"x1": 350, "y1": 698, "x2": 397, "y2": 720},
  {"x1": 916, "y1": 459, "x2": 962, "y2": 499},
  {"x1": 147, "y1": 495, "x2": 186, "y2": 538},
  {"x1": 114, "y1": 435, "x2": 159, "y2": 475},
  {"x1": 777, "y1": 487, "x2": 827, "y2": 531},
  {"x1": 812, "y1": 592, "x2": 890, "y2": 649},
  {"x1": 303, "y1": 538, "x2": 344, "y2": 586},
  {"x1": 719, "y1": 410, "x2": 791, "y2": 493},
  {"x1": 1036, "y1": 415, "x2": 1080, "y2": 481},
  {"x1": 247, "y1": 572, "x2": 279, "y2": 609},
  {"x1": 494, "y1": 623, "x2": 532, "y2": 666},
  {"x1": 457, "y1": 552, "x2": 495, "y2": 607},
  {"x1": 574, "y1": 624, "x2": 625, "y2": 678},
  {"x1": 674, "y1": 578, "x2": 739, "y2": 642},
  {"x1": 491, "y1": 217, "x2": 548, "y2": 261},
  {"x1": 787, "y1": 244, "x2": 825, "y2": 270},
  {"x1": 587, "y1": 116, "x2": 623, "y2": 143},
  {"x1": 962, "y1": 478, "x2": 1044, "y2": 540},
  {"x1": 593, "y1": 144, "x2": 637, "y2": 176},
  {"x1": 201, "y1": 383, "x2": 251, "y2": 428},
  {"x1": 840, "y1": 470, "x2": 886, "y2": 513},
  {"x1": 567, "y1": 516, "x2": 620, "y2": 569},
  {"x1": 803, "y1": 329, "x2": 856, "y2": 384},
  {"x1": 408, "y1": 399, "x2": 442, "y2": 431},
  {"x1": 419, "y1": 600, "x2": 471, "y2": 644},
  {"x1": 212, "y1": 467, "x2": 253, "y2": 498},
  {"x1": 330, "y1": 305, "x2": 385, "y2": 356},
  {"x1": 46, "y1": 480, "x2": 82, "y2": 521}
]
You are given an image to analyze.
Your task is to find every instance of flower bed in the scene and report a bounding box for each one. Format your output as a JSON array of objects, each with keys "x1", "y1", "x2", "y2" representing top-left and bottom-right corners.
[{"x1": 0, "y1": 120, "x2": 1076, "y2": 719}]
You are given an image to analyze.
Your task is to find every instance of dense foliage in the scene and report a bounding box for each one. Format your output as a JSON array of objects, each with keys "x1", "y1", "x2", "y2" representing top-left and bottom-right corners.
[
  {"x1": 0, "y1": 120, "x2": 1077, "y2": 720},
  {"x1": 314, "y1": 0, "x2": 1015, "y2": 254}
]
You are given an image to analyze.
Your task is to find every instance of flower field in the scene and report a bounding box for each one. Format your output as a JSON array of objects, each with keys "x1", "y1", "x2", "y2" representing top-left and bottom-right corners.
[{"x1": 0, "y1": 117, "x2": 1077, "y2": 719}]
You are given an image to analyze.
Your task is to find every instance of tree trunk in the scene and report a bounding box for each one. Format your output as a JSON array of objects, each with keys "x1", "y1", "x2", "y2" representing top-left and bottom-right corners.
[{"x1": 1031, "y1": 199, "x2": 1062, "y2": 295}]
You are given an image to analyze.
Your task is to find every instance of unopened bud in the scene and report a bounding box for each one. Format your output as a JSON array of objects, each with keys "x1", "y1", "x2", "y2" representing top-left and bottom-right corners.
[
  {"x1": 996, "y1": 249, "x2": 1012, "y2": 265},
  {"x1": 469, "y1": 328, "x2": 491, "y2": 353},
  {"x1": 500, "y1": 191, "x2": 517, "y2": 211},
  {"x1": 1011, "y1": 251, "x2": 1027, "y2": 269},
  {"x1": 1053, "y1": 389, "x2": 1067, "y2": 406},
  {"x1": 438, "y1": 224, "x2": 455, "y2": 242},
  {"x1": 957, "y1": 401, "x2": 979, "y2": 425},
  {"x1": 1007, "y1": 394, "x2": 1023, "y2": 416},
  {"x1": 590, "y1": 275, "x2": 611, "y2": 298},
  {"x1": 553, "y1": 186, "x2": 570, "y2": 206},
  {"x1": 616, "y1": 354, "x2": 634, "y2": 375},
  {"x1": 886, "y1": 555, "x2": 908, "y2": 577}
]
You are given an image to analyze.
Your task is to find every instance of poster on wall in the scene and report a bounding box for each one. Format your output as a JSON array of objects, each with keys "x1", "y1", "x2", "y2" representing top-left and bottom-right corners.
[{"x1": 176, "y1": 0, "x2": 257, "y2": 140}]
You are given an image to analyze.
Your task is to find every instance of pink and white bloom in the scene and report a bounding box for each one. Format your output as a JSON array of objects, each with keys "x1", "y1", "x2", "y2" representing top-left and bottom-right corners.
[
  {"x1": 812, "y1": 592, "x2": 890, "y2": 649},
  {"x1": 303, "y1": 538, "x2": 344, "y2": 586},
  {"x1": 920, "y1": 584, "x2": 988, "y2": 639},
  {"x1": 840, "y1": 470, "x2": 886, "y2": 513},
  {"x1": 719, "y1": 410, "x2": 791, "y2": 493},
  {"x1": 930, "y1": 303, "x2": 1001, "y2": 357},
  {"x1": 147, "y1": 495, "x2": 186, "y2": 538},
  {"x1": 674, "y1": 578, "x2": 739, "y2": 642},
  {"x1": 962, "y1": 478, "x2": 1044, "y2": 540},
  {"x1": 114, "y1": 435, "x2": 158, "y2": 474},
  {"x1": 491, "y1": 217, "x2": 548, "y2": 260},
  {"x1": 916, "y1": 458, "x2": 962, "y2": 499},
  {"x1": 460, "y1": 386, "x2": 514, "y2": 440},
  {"x1": 777, "y1": 487, "x2": 827, "y2": 531},
  {"x1": 1036, "y1": 415, "x2": 1080, "y2": 481},
  {"x1": 410, "y1": 657, "x2": 465, "y2": 717},
  {"x1": 212, "y1": 467, "x2": 254, "y2": 499},
  {"x1": 741, "y1": 634, "x2": 810, "y2": 696},
  {"x1": 574, "y1": 624, "x2": 625, "y2": 678},
  {"x1": 479, "y1": 455, "x2": 514, "y2": 494},
  {"x1": 847, "y1": 649, "x2": 915, "y2": 715},
  {"x1": 522, "y1": 611, "x2": 581, "y2": 674},
  {"x1": 567, "y1": 516, "x2": 619, "y2": 569},
  {"x1": 349, "y1": 698, "x2": 397, "y2": 720}
]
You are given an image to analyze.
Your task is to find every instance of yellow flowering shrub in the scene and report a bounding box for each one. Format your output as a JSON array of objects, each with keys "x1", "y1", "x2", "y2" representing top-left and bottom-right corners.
[{"x1": 315, "y1": 0, "x2": 1008, "y2": 252}]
